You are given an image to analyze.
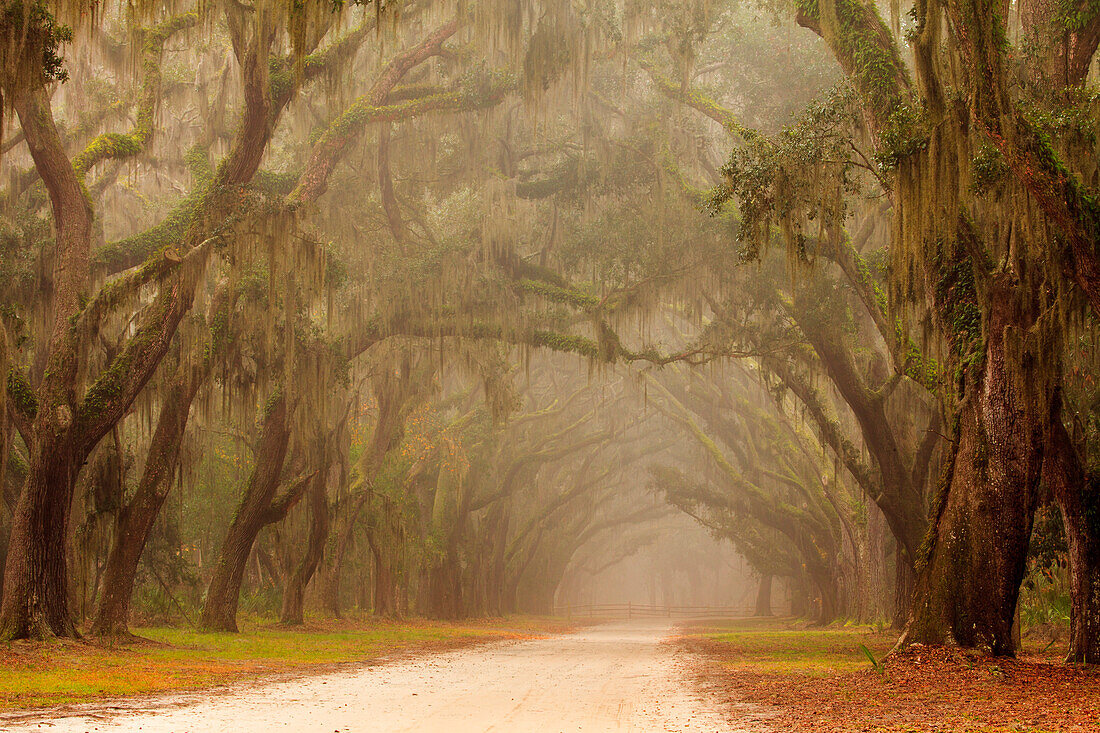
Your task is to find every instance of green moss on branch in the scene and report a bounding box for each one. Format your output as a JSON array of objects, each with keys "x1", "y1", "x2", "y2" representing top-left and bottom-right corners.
[
  {"x1": 73, "y1": 13, "x2": 197, "y2": 177},
  {"x1": 7, "y1": 369, "x2": 37, "y2": 419}
]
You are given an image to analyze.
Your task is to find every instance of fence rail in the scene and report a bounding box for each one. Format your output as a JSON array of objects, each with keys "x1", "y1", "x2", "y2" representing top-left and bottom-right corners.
[{"x1": 553, "y1": 602, "x2": 752, "y2": 620}]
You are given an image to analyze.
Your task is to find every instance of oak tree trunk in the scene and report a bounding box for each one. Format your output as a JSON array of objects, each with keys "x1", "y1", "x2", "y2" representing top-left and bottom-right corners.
[
  {"x1": 280, "y1": 470, "x2": 330, "y2": 625},
  {"x1": 0, "y1": 439, "x2": 79, "y2": 638},
  {"x1": 904, "y1": 283, "x2": 1046, "y2": 654},
  {"x1": 0, "y1": 82, "x2": 92, "y2": 640},
  {"x1": 200, "y1": 396, "x2": 291, "y2": 632},
  {"x1": 367, "y1": 531, "x2": 396, "y2": 617},
  {"x1": 1045, "y1": 402, "x2": 1100, "y2": 663},
  {"x1": 893, "y1": 545, "x2": 914, "y2": 629},
  {"x1": 90, "y1": 356, "x2": 209, "y2": 636},
  {"x1": 754, "y1": 574, "x2": 773, "y2": 617},
  {"x1": 323, "y1": 493, "x2": 367, "y2": 618}
]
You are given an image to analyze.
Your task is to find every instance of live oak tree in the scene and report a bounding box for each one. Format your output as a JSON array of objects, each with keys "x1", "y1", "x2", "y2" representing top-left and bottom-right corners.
[
  {"x1": 0, "y1": 0, "x2": 1094, "y2": 661},
  {"x1": 668, "y1": 0, "x2": 1100, "y2": 657}
]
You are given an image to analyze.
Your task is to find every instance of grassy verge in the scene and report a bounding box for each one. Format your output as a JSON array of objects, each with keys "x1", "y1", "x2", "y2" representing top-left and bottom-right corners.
[
  {"x1": 680, "y1": 616, "x2": 898, "y2": 676},
  {"x1": 0, "y1": 615, "x2": 571, "y2": 711},
  {"x1": 679, "y1": 617, "x2": 1098, "y2": 733}
]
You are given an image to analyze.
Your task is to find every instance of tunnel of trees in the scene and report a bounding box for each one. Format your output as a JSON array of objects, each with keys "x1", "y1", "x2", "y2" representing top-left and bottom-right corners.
[{"x1": 0, "y1": 0, "x2": 1096, "y2": 666}]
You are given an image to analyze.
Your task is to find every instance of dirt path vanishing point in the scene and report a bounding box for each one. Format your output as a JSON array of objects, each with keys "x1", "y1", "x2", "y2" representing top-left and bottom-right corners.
[{"x1": 2, "y1": 621, "x2": 750, "y2": 732}]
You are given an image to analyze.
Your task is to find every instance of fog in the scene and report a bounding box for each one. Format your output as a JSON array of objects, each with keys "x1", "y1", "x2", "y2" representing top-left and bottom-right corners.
[
  {"x1": 0, "y1": 0, "x2": 1092, "y2": 675},
  {"x1": 557, "y1": 516, "x2": 758, "y2": 611}
]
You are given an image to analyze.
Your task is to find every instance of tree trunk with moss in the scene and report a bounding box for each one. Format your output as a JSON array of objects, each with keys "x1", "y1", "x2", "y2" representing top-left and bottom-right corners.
[
  {"x1": 1045, "y1": 399, "x2": 1100, "y2": 663},
  {"x1": 1, "y1": 440, "x2": 80, "y2": 638},
  {"x1": 280, "y1": 469, "x2": 330, "y2": 625},
  {"x1": 323, "y1": 492, "x2": 367, "y2": 618},
  {"x1": 425, "y1": 550, "x2": 462, "y2": 619},
  {"x1": 0, "y1": 75, "x2": 92, "y2": 639},
  {"x1": 790, "y1": 295, "x2": 929, "y2": 566},
  {"x1": 321, "y1": 359, "x2": 421, "y2": 618},
  {"x1": 485, "y1": 507, "x2": 510, "y2": 616},
  {"x1": 89, "y1": 378, "x2": 199, "y2": 637},
  {"x1": 90, "y1": 290, "x2": 232, "y2": 637},
  {"x1": 810, "y1": 566, "x2": 840, "y2": 625},
  {"x1": 367, "y1": 531, "x2": 396, "y2": 617},
  {"x1": 754, "y1": 574, "x2": 773, "y2": 617},
  {"x1": 789, "y1": 0, "x2": 1085, "y2": 654},
  {"x1": 893, "y1": 547, "x2": 914, "y2": 629},
  {"x1": 0, "y1": 6, "x2": 272, "y2": 640},
  {"x1": 903, "y1": 283, "x2": 1047, "y2": 654},
  {"x1": 200, "y1": 395, "x2": 309, "y2": 632}
]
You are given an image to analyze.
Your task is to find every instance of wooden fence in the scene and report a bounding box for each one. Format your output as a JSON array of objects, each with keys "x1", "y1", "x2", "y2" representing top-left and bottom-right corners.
[{"x1": 552, "y1": 602, "x2": 752, "y2": 620}]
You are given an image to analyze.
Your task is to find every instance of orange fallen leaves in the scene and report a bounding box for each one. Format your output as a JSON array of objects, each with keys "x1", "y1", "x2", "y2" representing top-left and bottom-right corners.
[{"x1": 683, "y1": 636, "x2": 1100, "y2": 732}]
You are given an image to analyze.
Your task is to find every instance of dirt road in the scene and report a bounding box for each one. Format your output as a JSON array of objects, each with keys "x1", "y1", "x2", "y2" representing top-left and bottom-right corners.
[{"x1": 3, "y1": 621, "x2": 744, "y2": 732}]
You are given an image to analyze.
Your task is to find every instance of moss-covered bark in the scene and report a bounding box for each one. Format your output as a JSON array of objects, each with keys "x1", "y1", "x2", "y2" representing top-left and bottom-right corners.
[
  {"x1": 904, "y1": 277, "x2": 1049, "y2": 654},
  {"x1": 72, "y1": 13, "x2": 197, "y2": 177},
  {"x1": 89, "y1": 288, "x2": 235, "y2": 637},
  {"x1": 788, "y1": 0, "x2": 1087, "y2": 655},
  {"x1": 1045, "y1": 394, "x2": 1100, "y2": 663},
  {"x1": 199, "y1": 393, "x2": 307, "y2": 632},
  {"x1": 0, "y1": 58, "x2": 91, "y2": 641}
]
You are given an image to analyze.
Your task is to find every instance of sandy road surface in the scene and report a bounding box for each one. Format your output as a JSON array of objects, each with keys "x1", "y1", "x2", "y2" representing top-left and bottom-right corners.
[{"x1": 2, "y1": 621, "x2": 744, "y2": 733}]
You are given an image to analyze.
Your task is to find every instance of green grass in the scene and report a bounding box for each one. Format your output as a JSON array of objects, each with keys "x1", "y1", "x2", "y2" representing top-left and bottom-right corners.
[
  {"x1": 684, "y1": 617, "x2": 897, "y2": 675},
  {"x1": 0, "y1": 615, "x2": 566, "y2": 710},
  {"x1": 136, "y1": 621, "x2": 495, "y2": 664}
]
